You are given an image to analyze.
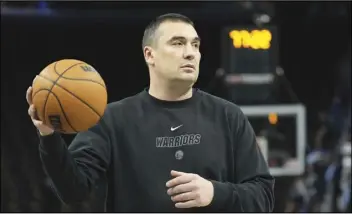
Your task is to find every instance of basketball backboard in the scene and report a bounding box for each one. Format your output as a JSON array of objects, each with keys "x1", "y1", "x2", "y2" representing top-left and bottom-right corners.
[{"x1": 240, "y1": 104, "x2": 306, "y2": 176}]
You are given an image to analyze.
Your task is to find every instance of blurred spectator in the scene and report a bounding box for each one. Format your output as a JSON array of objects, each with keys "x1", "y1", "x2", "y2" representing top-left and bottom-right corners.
[{"x1": 331, "y1": 47, "x2": 351, "y2": 140}]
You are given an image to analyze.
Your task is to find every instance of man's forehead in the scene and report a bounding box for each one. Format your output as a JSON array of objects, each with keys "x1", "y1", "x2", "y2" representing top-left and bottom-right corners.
[{"x1": 156, "y1": 21, "x2": 199, "y2": 41}]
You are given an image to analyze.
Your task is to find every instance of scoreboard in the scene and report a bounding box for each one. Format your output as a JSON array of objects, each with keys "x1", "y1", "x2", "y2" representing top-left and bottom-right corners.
[
  {"x1": 221, "y1": 26, "x2": 278, "y2": 75},
  {"x1": 221, "y1": 26, "x2": 279, "y2": 104}
]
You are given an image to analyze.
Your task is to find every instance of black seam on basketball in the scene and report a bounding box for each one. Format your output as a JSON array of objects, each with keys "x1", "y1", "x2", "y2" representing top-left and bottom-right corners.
[
  {"x1": 41, "y1": 61, "x2": 84, "y2": 125},
  {"x1": 32, "y1": 75, "x2": 58, "y2": 98},
  {"x1": 38, "y1": 74, "x2": 103, "y2": 119},
  {"x1": 53, "y1": 61, "x2": 106, "y2": 89},
  {"x1": 37, "y1": 89, "x2": 78, "y2": 133},
  {"x1": 32, "y1": 87, "x2": 49, "y2": 99},
  {"x1": 41, "y1": 61, "x2": 58, "y2": 126},
  {"x1": 58, "y1": 76, "x2": 106, "y2": 89},
  {"x1": 53, "y1": 61, "x2": 86, "y2": 77},
  {"x1": 49, "y1": 89, "x2": 78, "y2": 133}
]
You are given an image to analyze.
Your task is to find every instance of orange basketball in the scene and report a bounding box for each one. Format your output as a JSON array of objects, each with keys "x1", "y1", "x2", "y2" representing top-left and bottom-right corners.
[{"x1": 32, "y1": 59, "x2": 108, "y2": 134}]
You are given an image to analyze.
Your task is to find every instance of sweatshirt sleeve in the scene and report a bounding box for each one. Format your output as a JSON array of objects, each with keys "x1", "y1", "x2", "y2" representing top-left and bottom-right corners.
[
  {"x1": 38, "y1": 120, "x2": 111, "y2": 205},
  {"x1": 209, "y1": 108, "x2": 275, "y2": 212}
]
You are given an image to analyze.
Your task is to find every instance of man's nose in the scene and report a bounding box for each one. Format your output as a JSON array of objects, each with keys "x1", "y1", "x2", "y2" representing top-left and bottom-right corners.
[{"x1": 183, "y1": 44, "x2": 195, "y2": 60}]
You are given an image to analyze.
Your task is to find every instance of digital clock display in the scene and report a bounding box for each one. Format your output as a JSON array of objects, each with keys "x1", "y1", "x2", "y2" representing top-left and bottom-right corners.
[
  {"x1": 229, "y1": 29, "x2": 272, "y2": 50},
  {"x1": 221, "y1": 26, "x2": 278, "y2": 75}
]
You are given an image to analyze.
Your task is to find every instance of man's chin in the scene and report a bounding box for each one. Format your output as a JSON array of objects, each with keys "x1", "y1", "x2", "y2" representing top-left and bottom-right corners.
[
  {"x1": 175, "y1": 76, "x2": 197, "y2": 84},
  {"x1": 170, "y1": 76, "x2": 197, "y2": 88},
  {"x1": 178, "y1": 72, "x2": 198, "y2": 82}
]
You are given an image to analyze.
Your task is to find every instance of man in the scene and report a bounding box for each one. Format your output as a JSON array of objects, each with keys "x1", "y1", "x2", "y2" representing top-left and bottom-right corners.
[{"x1": 27, "y1": 13, "x2": 275, "y2": 212}]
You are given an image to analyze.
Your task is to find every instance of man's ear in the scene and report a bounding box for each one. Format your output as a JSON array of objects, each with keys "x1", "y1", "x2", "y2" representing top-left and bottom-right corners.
[{"x1": 144, "y1": 46, "x2": 155, "y2": 66}]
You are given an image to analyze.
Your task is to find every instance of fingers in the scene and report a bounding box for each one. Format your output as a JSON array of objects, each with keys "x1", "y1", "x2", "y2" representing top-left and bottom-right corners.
[
  {"x1": 175, "y1": 200, "x2": 198, "y2": 209},
  {"x1": 28, "y1": 105, "x2": 47, "y2": 129},
  {"x1": 26, "y1": 84, "x2": 52, "y2": 134},
  {"x1": 28, "y1": 104, "x2": 36, "y2": 118},
  {"x1": 171, "y1": 191, "x2": 197, "y2": 202},
  {"x1": 167, "y1": 182, "x2": 196, "y2": 196},
  {"x1": 167, "y1": 171, "x2": 211, "y2": 209},
  {"x1": 26, "y1": 86, "x2": 33, "y2": 105},
  {"x1": 166, "y1": 173, "x2": 196, "y2": 188},
  {"x1": 28, "y1": 104, "x2": 34, "y2": 117},
  {"x1": 27, "y1": 86, "x2": 41, "y2": 122},
  {"x1": 28, "y1": 104, "x2": 42, "y2": 122},
  {"x1": 29, "y1": 105, "x2": 43, "y2": 126}
]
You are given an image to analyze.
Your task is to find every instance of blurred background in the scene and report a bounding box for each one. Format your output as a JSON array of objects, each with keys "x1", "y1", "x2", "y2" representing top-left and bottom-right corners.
[{"x1": 1, "y1": 1, "x2": 351, "y2": 212}]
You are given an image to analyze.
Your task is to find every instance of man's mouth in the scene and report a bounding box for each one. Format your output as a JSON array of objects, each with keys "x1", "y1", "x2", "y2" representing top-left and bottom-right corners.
[{"x1": 181, "y1": 64, "x2": 195, "y2": 69}]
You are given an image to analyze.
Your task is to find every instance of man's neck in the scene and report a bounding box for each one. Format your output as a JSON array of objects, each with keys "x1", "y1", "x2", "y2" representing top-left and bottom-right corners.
[{"x1": 148, "y1": 80, "x2": 193, "y2": 101}]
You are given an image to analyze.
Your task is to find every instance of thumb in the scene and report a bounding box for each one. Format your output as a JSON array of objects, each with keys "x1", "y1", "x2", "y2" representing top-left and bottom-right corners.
[
  {"x1": 32, "y1": 119, "x2": 44, "y2": 127},
  {"x1": 170, "y1": 170, "x2": 186, "y2": 177}
]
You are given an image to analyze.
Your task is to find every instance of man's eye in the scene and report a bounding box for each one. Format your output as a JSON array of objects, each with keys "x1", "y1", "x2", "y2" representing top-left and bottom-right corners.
[{"x1": 173, "y1": 42, "x2": 183, "y2": 46}]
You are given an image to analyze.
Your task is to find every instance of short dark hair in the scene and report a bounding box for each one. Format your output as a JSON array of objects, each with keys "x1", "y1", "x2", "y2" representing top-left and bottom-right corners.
[{"x1": 142, "y1": 13, "x2": 194, "y2": 49}]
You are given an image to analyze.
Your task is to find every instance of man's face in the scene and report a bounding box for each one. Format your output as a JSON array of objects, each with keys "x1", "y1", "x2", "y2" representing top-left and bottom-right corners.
[{"x1": 145, "y1": 21, "x2": 201, "y2": 84}]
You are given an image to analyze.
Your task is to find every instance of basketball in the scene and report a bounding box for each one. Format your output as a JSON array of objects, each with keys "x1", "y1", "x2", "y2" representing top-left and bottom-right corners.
[{"x1": 31, "y1": 59, "x2": 108, "y2": 134}]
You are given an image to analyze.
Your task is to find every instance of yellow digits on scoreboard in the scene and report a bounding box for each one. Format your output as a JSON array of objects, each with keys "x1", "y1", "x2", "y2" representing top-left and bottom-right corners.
[{"x1": 229, "y1": 29, "x2": 272, "y2": 50}]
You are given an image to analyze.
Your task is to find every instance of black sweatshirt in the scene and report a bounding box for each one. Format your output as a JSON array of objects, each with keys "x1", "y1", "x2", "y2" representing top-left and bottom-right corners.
[{"x1": 39, "y1": 88, "x2": 275, "y2": 212}]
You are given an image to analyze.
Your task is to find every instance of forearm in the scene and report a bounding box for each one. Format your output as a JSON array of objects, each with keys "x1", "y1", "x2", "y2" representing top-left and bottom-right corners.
[
  {"x1": 38, "y1": 132, "x2": 91, "y2": 204},
  {"x1": 218, "y1": 108, "x2": 275, "y2": 212},
  {"x1": 210, "y1": 175, "x2": 275, "y2": 212}
]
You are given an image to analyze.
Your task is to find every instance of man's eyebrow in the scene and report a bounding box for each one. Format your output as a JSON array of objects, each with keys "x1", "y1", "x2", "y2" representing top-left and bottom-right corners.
[
  {"x1": 193, "y1": 37, "x2": 201, "y2": 43},
  {"x1": 168, "y1": 36, "x2": 186, "y2": 42},
  {"x1": 168, "y1": 36, "x2": 201, "y2": 42}
]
